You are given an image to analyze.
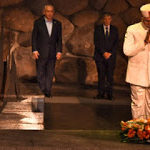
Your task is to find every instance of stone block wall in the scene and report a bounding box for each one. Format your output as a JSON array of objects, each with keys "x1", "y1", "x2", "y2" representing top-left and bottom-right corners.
[{"x1": 0, "y1": 0, "x2": 149, "y2": 85}]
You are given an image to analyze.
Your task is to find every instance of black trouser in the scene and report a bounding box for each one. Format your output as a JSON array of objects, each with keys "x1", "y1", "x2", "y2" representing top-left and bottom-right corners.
[
  {"x1": 36, "y1": 58, "x2": 56, "y2": 95},
  {"x1": 95, "y1": 57, "x2": 115, "y2": 95}
]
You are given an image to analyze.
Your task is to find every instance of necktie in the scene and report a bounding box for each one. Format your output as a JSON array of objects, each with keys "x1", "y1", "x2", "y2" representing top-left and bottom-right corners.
[{"x1": 105, "y1": 27, "x2": 109, "y2": 38}]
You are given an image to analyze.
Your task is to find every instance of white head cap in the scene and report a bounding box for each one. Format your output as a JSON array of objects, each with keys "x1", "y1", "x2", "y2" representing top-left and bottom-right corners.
[{"x1": 140, "y1": 4, "x2": 150, "y2": 17}]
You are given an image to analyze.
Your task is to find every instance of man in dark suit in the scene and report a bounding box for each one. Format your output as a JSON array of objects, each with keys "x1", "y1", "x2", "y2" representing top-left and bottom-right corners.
[
  {"x1": 32, "y1": 5, "x2": 62, "y2": 97},
  {"x1": 94, "y1": 13, "x2": 118, "y2": 100}
]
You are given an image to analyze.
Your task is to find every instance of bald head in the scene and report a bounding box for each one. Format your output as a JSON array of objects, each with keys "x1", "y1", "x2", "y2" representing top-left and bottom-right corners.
[{"x1": 43, "y1": 4, "x2": 55, "y2": 21}]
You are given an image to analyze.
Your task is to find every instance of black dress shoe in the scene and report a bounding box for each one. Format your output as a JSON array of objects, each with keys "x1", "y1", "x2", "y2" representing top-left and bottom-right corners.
[
  {"x1": 41, "y1": 89, "x2": 46, "y2": 95},
  {"x1": 45, "y1": 93, "x2": 52, "y2": 98},
  {"x1": 94, "y1": 93, "x2": 105, "y2": 99},
  {"x1": 107, "y1": 94, "x2": 113, "y2": 100},
  {"x1": 17, "y1": 96, "x2": 26, "y2": 101}
]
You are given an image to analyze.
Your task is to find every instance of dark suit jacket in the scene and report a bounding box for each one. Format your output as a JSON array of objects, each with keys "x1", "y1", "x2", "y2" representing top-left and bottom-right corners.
[
  {"x1": 94, "y1": 24, "x2": 118, "y2": 62},
  {"x1": 32, "y1": 16, "x2": 62, "y2": 59}
]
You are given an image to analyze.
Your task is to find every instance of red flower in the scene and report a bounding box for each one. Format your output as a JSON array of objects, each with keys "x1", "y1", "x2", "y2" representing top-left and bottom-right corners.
[
  {"x1": 128, "y1": 129, "x2": 136, "y2": 138},
  {"x1": 122, "y1": 127, "x2": 126, "y2": 131},
  {"x1": 137, "y1": 129, "x2": 144, "y2": 140},
  {"x1": 145, "y1": 125, "x2": 150, "y2": 133}
]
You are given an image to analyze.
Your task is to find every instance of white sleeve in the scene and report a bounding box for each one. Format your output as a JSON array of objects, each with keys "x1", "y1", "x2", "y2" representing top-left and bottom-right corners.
[{"x1": 123, "y1": 27, "x2": 146, "y2": 57}]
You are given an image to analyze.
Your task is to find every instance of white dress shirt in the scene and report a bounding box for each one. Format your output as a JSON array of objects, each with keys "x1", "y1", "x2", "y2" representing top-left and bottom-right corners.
[
  {"x1": 103, "y1": 25, "x2": 110, "y2": 35},
  {"x1": 45, "y1": 17, "x2": 53, "y2": 36}
]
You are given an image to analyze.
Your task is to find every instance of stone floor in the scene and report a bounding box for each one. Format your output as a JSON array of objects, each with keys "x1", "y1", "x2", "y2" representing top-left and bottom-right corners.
[
  {"x1": 1, "y1": 82, "x2": 148, "y2": 149},
  {"x1": 0, "y1": 130, "x2": 149, "y2": 150},
  {"x1": 0, "y1": 96, "x2": 44, "y2": 130}
]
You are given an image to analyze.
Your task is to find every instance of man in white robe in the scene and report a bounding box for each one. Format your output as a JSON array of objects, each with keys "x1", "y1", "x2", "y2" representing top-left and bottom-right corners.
[{"x1": 123, "y1": 4, "x2": 150, "y2": 119}]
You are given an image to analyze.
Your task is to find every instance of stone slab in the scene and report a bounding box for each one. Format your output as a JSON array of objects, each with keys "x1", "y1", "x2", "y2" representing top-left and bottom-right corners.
[{"x1": 2, "y1": 102, "x2": 32, "y2": 113}]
